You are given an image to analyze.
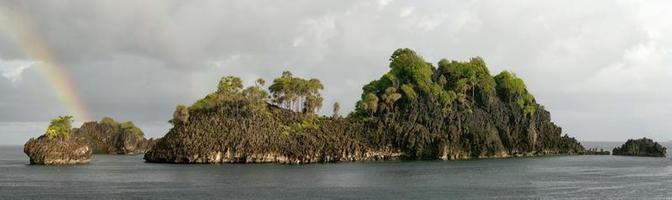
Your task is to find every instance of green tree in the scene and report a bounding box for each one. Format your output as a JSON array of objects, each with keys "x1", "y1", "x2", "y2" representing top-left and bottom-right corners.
[
  {"x1": 120, "y1": 121, "x2": 144, "y2": 137},
  {"x1": 269, "y1": 71, "x2": 323, "y2": 113},
  {"x1": 362, "y1": 93, "x2": 379, "y2": 114},
  {"x1": 218, "y1": 76, "x2": 243, "y2": 94},
  {"x1": 494, "y1": 71, "x2": 536, "y2": 116},
  {"x1": 45, "y1": 115, "x2": 74, "y2": 139}
]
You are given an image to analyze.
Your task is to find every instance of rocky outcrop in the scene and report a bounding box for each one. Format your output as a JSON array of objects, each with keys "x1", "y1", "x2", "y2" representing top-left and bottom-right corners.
[
  {"x1": 73, "y1": 118, "x2": 155, "y2": 155},
  {"x1": 24, "y1": 136, "x2": 92, "y2": 165},
  {"x1": 144, "y1": 49, "x2": 585, "y2": 164},
  {"x1": 613, "y1": 138, "x2": 667, "y2": 157}
]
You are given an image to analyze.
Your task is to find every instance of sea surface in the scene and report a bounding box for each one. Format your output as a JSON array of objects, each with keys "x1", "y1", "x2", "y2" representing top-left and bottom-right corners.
[{"x1": 1, "y1": 145, "x2": 671, "y2": 200}]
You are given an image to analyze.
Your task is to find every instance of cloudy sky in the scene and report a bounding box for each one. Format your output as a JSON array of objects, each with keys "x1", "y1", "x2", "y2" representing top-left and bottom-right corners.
[{"x1": 1, "y1": 0, "x2": 671, "y2": 144}]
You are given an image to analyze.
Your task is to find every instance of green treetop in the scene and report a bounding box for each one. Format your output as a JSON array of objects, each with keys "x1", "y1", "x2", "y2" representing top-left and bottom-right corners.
[
  {"x1": 269, "y1": 71, "x2": 324, "y2": 114},
  {"x1": 45, "y1": 116, "x2": 73, "y2": 139},
  {"x1": 356, "y1": 48, "x2": 536, "y2": 117},
  {"x1": 494, "y1": 71, "x2": 536, "y2": 116},
  {"x1": 190, "y1": 75, "x2": 268, "y2": 111}
]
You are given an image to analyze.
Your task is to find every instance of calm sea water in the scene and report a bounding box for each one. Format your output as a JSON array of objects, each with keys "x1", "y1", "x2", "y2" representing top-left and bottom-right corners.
[{"x1": 1, "y1": 145, "x2": 671, "y2": 200}]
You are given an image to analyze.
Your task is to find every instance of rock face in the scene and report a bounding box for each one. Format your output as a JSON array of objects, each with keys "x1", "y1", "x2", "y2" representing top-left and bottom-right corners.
[
  {"x1": 613, "y1": 138, "x2": 667, "y2": 157},
  {"x1": 73, "y1": 119, "x2": 155, "y2": 155},
  {"x1": 24, "y1": 136, "x2": 92, "y2": 165},
  {"x1": 145, "y1": 49, "x2": 585, "y2": 164}
]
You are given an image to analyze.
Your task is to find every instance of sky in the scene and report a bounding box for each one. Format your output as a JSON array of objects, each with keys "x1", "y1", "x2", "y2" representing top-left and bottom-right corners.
[{"x1": 0, "y1": 0, "x2": 671, "y2": 144}]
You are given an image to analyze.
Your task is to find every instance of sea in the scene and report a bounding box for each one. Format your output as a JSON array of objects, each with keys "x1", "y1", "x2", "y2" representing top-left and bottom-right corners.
[{"x1": 0, "y1": 143, "x2": 670, "y2": 200}]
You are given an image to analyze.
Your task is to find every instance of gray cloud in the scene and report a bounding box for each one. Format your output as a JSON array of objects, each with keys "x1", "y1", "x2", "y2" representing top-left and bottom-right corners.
[{"x1": 0, "y1": 0, "x2": 671, "y2": 144}]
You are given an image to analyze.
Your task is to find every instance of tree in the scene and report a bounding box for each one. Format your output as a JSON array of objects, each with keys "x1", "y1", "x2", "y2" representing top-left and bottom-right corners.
[
  {"x1": 332, "y1": 102, "x2": 341, "y2": 118},
  {"x1": 120, "y1": 121, "x2": 144, "y2": 137},
  {"x1": 172, "y1": 105, "x2": 189, "y2": 124},
  {"x1": 45, "y1": 116, "x2": 73, "y2": 139},
  {"x1": 255, "y1": 78, "x2": 266, "y2": 87},
  {"x1": 218, "y1": 76, "x2": 243, "y2": 94},
  {"x1": 100, "y1": 117, "x2": 118, "y2": 126},
  {"x1": 381, "y1": 87, "x2": 402, "y2": 109},
  {"x1": 363, "y1": 93, "x2": 379, "y2": 114},
  {"x1": 269, "y1": 71, "x2": 324, "y2": 113},
  {"x1": 494, "y1": 71, "x2": 536, "y2": 116}
]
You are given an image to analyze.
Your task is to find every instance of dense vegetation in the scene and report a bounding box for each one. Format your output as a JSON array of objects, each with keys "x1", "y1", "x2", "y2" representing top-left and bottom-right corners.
[
  {"x1": 44, "y1": 116, "x2": 74, "y2": 139},
  {"x1": 613, "y1": 138, "x2": 667, "y2": 157},
  {"x1": 145, "y1": 48, "x2": 585, "y2": 164}
]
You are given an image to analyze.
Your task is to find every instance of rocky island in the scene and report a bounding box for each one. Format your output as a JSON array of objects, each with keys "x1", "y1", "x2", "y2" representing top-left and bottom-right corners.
[
  {"x1": 24, "y1": 116, "x2": 155, "y2": 165},
  {"x1": 145, "y1": 48, "x2": 586, "y2": 164},
  {"x1": 73, "y1": 117, "x2": 155, "y2": 155},
  {"x1": 613, "y1": 138, "x2": 667, "y2": 157},
  {"x1": 24, "y1": 116, "x2": 92, "y2": 165}
]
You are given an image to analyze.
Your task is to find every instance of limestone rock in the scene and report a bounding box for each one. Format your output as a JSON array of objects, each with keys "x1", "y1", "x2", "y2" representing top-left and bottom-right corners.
[{"x1": 24, "y1": 136, "x2": 92, "y2": 165}]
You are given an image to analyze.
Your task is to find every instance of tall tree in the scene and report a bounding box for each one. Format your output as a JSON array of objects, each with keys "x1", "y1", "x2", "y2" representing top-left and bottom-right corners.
[{"x1": 332, "y1": 102, "x2": 341, "y2": 118}]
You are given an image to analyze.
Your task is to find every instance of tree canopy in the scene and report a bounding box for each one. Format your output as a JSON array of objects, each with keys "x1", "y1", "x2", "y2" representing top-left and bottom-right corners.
[
  {"x1": 356, "y1": 48, "x2": 535, "y2": 117},
  {"x1": 494, "y1": 71, "x2": 536, "y2": 116},
  {"x1": 190, "y1": 76, "x2": 268, "y2": 111},
  {"x1": 269, "y1": 71, "x2": 324, "y2": 114},
  {"x1": 45, "y1": 116, "x2": 73, "y2": 139}
]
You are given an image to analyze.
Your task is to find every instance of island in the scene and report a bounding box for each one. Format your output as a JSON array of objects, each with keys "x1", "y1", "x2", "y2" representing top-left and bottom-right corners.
[
  {"x1": 613, "y1": 138, "x2": 667, "y2": 157},
  {"x1": 73, "y1": 117, "x2": 155, "y2": 155},
  {"x1": 144, "y1": 48, "x2": 586, "y2": 164},
  {"x1": 24, "y1": 116, "x2": 155, "y2": 165},
  {"x1": 24, "y1": 116, "x2": 92, "y2": 165}
]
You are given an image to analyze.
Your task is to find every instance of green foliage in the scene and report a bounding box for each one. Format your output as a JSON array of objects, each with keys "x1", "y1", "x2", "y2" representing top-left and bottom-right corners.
[
  {"x1": 438, "y1": 57, "x2": 495, "y2": 100},
  {"x1": 190, "y1": 76, "x2": 272, "y2": 112},
  {"x1": 217, "y1": 76, "x2": 243, "y2": 94},
  {"x1": 381, "y1": 87, "x2": 402, "y2": 107},
  {"x1": 360, "y1": 93, "x2": 379, "y2": 114},
  {"x1": 494, "y1": 71, "x2": 536, "y2": 116},
  {"x1": 279, "y1": 115, "x2": 321, "y2": 137},
  {"x1": 269, "y1": 71, "x2": 324, "y2": 113},
  {"x1": 100, "y1": 117, "x2": 118, "y2": 127},
  {"x1": 120, "y1": 121, "x2": 144, "y2": 137},
  {"x1": 389, "y1": 48, "x2": 434, "y2": 94},
  {"x1": 400, "y1": 84, "x2": 417, "y2": 100},
  {"x1": 44, "y1": 116, "x2": 73, "y2": 139}
]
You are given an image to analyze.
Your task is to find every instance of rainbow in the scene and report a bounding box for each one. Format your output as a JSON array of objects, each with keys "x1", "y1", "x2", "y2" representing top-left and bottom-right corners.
[{"x1": 0, "y1": 6, "x2": 91, "y2": 122}]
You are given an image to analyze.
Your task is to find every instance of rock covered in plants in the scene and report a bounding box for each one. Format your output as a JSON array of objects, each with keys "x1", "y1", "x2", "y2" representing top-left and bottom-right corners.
[
  {"x1": 24, "y1": 116, "x2": 92, "y2": 165},
  {"x1": 145, "y1": 48, "x2": 585, "y2": 164},
  {"x1": 613, "y1": 138, "x2": 667, "y2": 157},
  {"x1": 73, "y1": 117, "x2": 155, "y2": 155}
]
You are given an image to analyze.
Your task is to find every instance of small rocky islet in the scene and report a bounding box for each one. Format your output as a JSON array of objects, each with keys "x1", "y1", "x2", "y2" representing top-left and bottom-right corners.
[
  {"x1": 613, "y1": 138, "x2": 667, "y2": 157},
  {"x1": 24, "y1": 116, "x2": 154, "y2": 165}
]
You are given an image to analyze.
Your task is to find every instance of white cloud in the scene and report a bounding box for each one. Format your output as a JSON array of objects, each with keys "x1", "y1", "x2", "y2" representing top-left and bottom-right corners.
[
  {"x1": 400, "y1": 7, "x2": 415, "y2": 18},
  {"x1": 377, "y1": 0, "x2": 394, "y2": 10},
  {"x1": 0, "y1": 59, "x2": 36, "y2": 82}
]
